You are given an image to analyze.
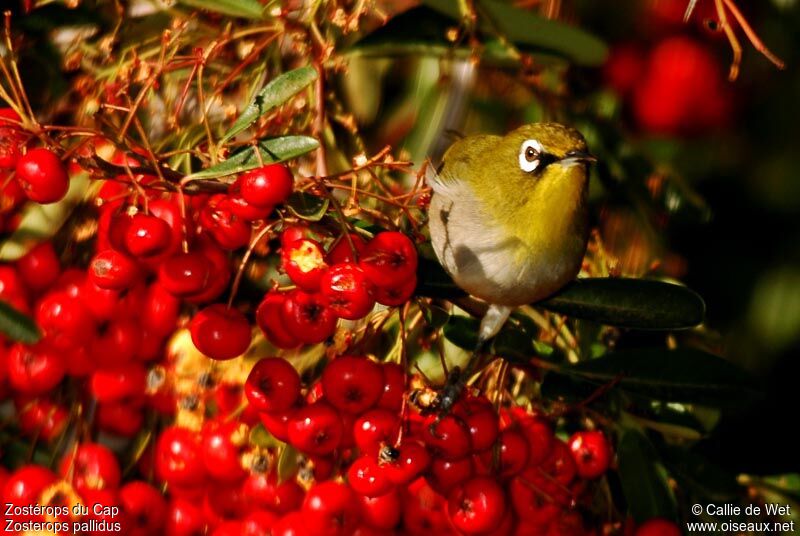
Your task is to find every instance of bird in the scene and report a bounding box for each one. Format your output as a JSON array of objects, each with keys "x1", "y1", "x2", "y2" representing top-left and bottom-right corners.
[{"x1": 427, "y1": 122, "x2": 596, "y2": 415}]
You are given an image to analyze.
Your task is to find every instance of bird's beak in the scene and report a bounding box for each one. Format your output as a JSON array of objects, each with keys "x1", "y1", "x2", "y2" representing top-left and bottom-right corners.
[{"x1": 560, "y1": 150, "x2": 597, "y2": 166}]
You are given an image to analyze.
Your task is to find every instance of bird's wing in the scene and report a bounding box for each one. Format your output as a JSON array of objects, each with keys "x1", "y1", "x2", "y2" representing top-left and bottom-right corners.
[{"x1": 430, "y1": 134, "x2": 501, "y2": 197}]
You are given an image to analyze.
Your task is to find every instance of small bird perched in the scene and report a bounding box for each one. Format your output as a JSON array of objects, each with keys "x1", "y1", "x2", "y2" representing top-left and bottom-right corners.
[{"x1": 427, "y1": 122, "x2": 595, "y2": 412}]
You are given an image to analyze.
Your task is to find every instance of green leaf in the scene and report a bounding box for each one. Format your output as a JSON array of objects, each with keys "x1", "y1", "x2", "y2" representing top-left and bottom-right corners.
[
  {"x1": 276, "y1": 444, "x2": 299, "y2": 484},
  {"x1": 617, "y1": 428, "x2": 677, "y2": 523},
  {"x1": 176, "y1": 0, "x2": 265, "y2": 20},
  {"x1": 0, "y1": 171, "x2": 90, "y2": 261},
  {"x1": 422, "y1": 303, "x2": 450, "y2": 330},
  {"x1": 286, "y1": 192, "x2": 329, "y2": 222},
  {"x1": 563, "y1": 348, "x2": 761, "y2": 408},
  {"x1": 249, "y1": 424, "x2": 281, "y2": 449},
  {"x1": 349, "y1": 6, "x2": 543, "y2": 67},
  {"x1": 0, "y1": 301, "x2": 41, "y2": 344},
  {"x1": 540, "y1": 278, "x2": 706, "y2": 330},
  {"x1": 221, "y1": 66, "x2": 318, "y2": 144},
  {"x1": 491, "y1": 323, "x2": 534, "y2": 363},
  {"x1": 184, "y1": 136, "x2": 319, "y2": 181},
  {"x1": 443, "y1": 315, "x2": 480, "y2": 351},
  {"x1": 420, "y1": 0, "x2": 608, "y2": 66},
  {"x1": 661, "y1": 446, "x2": 740, "y2": 502}
]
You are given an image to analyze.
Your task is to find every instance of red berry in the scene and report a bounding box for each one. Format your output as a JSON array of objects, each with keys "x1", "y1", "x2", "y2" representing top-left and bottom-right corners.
[
  {"x1": 378, "y1": 362, "x2": 405, "y2": 411},
  {"x1": 302, "y1": 481, "x2": 361, "y2": 536},
  {"x1": 239, "y1": 164, "x2": 294, "y2": 208},
  {"x1": 245, "y1": 357, "x2": 301, "y2": 413},
  {"x1": 635, "y1": 518, "x2": 682, "y2": 536},
  {"x1": 90, "y1": 249, "x2": 139, "y2": 290},
  {"x1": 426, "y1": 456, "x2": 473, "y2": 495},
  {"x1": 421, "y1": 414, "x2": 472, "y2": 460},
  {"x1": 97, "y1": 402, "x2": 144, "y2": 437},
  {"x1": 327, "y1": 234, "x2": 368, "y2": 265},
  {"x1": 35, "y1": 290, "x2": 96, "y2": 350},
  {"x1": 242, "y1": 470, "x2": 304, "y2": 514},
  {"x1": 381, "y1": 441, "x2": 430, "y2": 485},
  {"x1": 497, "y1": 429, "x2": 529, "y2": 477},
  {"x1": 89, "y1": 363, "x2": 146, "y2": 403},
  {"x1": 259, "y1": 407, "x2": 294, "y2": 443},
  {"x1": 359, "y1": 231, "x2": 417, "y2": 288},
  {"x1": 155, "y1": 426, "x2": 207, "y2": 487},
  {"x1": 159, "y1": 251, "x2": 211, "y2": 296},
  {"x1": 287, "y1": 401, "x2": 343, "y2": 455},
  {"x1": 632, "y1": 36, "x2": 729, "y2": 135},
  {"x1": 446, "y1": 476, "x2": 506, "y2": 534},
  {"x1": 141, "y1": 282, "x2": 181, "y2": 337},
  {"x1": 90, "y1": 318, "x2": 141, "y2": 367},
  {"x1": 271, "y1": 511, "x2": 309, "y2": 536},
  {"x1": 15, "y1": 398, "x2": 68, "y2": 441},
  {"x1": 282, "y1": 290, "x2": 337, "y2": 344},
  {"x1": 200, "y1": 194, "x2": 251, "y2": 250},
  {"x1": 17, "y1": 242, "x2": 60, "y2": 293},
  {"x1": 59, "y1": 442, "x2": 121, "y2": 494},
  {"x1": 15, "y1": 148, "x2": 69, "y2": 204},
  {"x1": 241, "y1": 511, "x2": 278, "y2": 536},
  {"x1": 358, "y1": 488, "x2": 401, "y2": 531},
  {"x1": 320, "y1": 263, "x2": 375, "y2": 320},
  {"x1": 256, "y1": 291, "x2": 301, "y2": 349},
  {"x1": 201, "y1": 419, "x2": 249, "y2": 482},
  {"x1": 280, "y1": 224, "x2": 316, "y2": 249},
  {"x1": 189, "y1": 304, "x2": 251, "y2": 360},
  {"x1": 568, "y1": 430, "x2": 612, "y2": 479},
  {"x1": 372, "y1": 274, "x2": 416, "y2": 306},
  {"x1": 2, "y1": 465, "x2": 58, "y2": 523},
  {"x1": 519, "y1": 416, "x2": 554, "y2": 467},
  {"x1": 281, "y1": 238, "x2": 328, "y2": 292},
  {"x1": 321, "y1": 355, "x2": 384, "y2": 414},
  {"x1": 458, "y1": 399, "x2": 499, "y2": 453},
  {"x1": 604, "y1": 44, "x2": 646, "y2": 96},
  {"x1": 166, "y1": 497, "x2": 206, "y2": 536},
  {"x1": 347, "y1": 456, "x2": 393, "y2": 497},
  {"x1": 124, "y1": 213, "x2": 173, "y2": 258},
  {"x1": 354, "y1": 409, "x2": 401, "y2": 457},
  {"x1": 184, "y1": 239, "x2": 231, "y2": 304},
  {"x1": 7, "y1": 342, "x2": 65, "y2": 394},
  {"x1": 120, "y1": 481, "x2": 168, "y2": 536}
]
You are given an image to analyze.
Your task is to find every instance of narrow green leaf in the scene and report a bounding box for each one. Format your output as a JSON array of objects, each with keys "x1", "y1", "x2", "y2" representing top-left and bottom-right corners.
[
  {"x1": 286, "y1": 192, "x2": 329, "y2": 222},
  {"x1": 0, "y1": 171, "x2": 90, "y2": 261},
  {"x1": 176, "y1": 0, "x2": 265, "y2": 20},
  {"x1": 0, "y1": 301, "x2": 41, "y2": 344},
  {"x1": 221, "y1": 66, "x2": 318, "y2": 144},
  {"x1": 276, "y1": 444, "x2": 299, "y2": 484},
  {"x1": 563, "y1": 348, "x2": 761, "y2": 408},
  {"x1": 617, "y1": 428, "x2": 677, "y2": 523},
  {"x1": 185, "y1": 136, "x2": 319, "y2": 181},
  {"x1": 420, "y1": 0, "x2": 608, "y2": 66},
  {"x1": 540, "y1": 278, "x2": 706, "y2": 330}
]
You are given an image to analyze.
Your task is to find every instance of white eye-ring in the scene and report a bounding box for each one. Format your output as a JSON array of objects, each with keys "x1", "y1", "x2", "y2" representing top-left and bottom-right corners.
[{"x1": 518, "y1": 139, "x2": 543, "y2": 172}]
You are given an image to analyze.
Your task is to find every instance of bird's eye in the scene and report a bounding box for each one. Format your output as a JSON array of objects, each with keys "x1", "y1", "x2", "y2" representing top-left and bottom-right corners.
[{"x1": 518, "y1": 140, "x2": 543, "y2": 173}]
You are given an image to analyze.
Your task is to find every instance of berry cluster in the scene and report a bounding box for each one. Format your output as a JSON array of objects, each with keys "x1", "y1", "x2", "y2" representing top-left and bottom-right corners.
[
  {"x1": 257, "y1": 230, "x2": 418, "y2": 348},
  {"x1": 1, "y1": 108, "x2": 71, "y2": 232},
  {"x1": 1, "y1": 119, "x2": 680, "y2": 536}
]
